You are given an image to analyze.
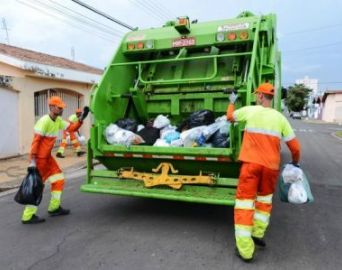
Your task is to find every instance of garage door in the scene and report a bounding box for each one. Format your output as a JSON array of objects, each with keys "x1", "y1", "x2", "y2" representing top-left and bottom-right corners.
[{"x1": 0, "y1": 87, "x2": 19, "y2": 158}]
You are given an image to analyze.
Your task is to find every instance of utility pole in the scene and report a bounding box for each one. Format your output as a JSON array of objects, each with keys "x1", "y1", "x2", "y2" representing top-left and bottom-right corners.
[
  {"x1": 70, "y1": 0, "x2": 135, "y2": 31},
  {"x1": 2, "y1": 18, "x2": 10, "y2": 44},
  {"x1": 71, "y1": 46, "x2": 75, "y2": 61}
]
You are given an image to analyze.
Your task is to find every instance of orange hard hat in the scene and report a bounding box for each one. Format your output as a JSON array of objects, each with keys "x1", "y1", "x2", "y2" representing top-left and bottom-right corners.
[
  {"x1": 255, "y1": 83, "x2": 275, "y2": 96},
  {"x1": 75, "y1": 108, "x2": 82, "y2": 113},
  {"x1": 48, "y1": 96, "x2": 66, "y2": 108}
]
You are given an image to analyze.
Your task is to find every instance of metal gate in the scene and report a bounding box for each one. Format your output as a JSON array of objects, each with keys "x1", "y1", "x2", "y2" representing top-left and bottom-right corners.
[{"x1": 34, "y1": 89, "x2": 83, "y2": 145}]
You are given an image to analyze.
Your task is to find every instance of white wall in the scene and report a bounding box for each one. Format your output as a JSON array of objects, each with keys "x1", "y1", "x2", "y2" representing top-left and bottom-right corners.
[{"x1": 0, "y1": 87, "x2": 19, "y2": 158}]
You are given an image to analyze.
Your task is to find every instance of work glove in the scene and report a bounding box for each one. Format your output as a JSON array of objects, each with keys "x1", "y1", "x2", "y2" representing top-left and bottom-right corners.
[
  {"x1": 28, "y1": 158, "x2": 36, "y2": 171},
  {"x1": 290, "y1": 161, "x2": 300, "y2": 168},
  {"x1": 79, "y1": 106, "x2": 90, "y2": 121},
  {"x1": 229, "y1": 92, "x2": 238, "y2": 104}
]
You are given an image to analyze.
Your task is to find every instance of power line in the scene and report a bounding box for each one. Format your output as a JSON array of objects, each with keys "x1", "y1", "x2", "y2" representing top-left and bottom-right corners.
[
  {"x1": 284, "y1": 23, "x2": 342, "y2": 36},
  {"x1": 128, "y1": 0, "x2": 165, "y2": 23},
  {"x1": 283, "y1": 41, "x2": 342, "y2": 53},
  {"x1": 48, "y1": 0, "x2": 125, "y2": 36},
  {"x1": 148, "y1": 0, "x2": 177, "y2": 18},
  {"x1": 17, "y1": 0, "x2": 117, "y2": 43},
  {"x1": 32, "y1": 0, "x2": 123, "y2": 38},
  {"x1": 70, "y1": 0, "x2": 135, "y2": 30},
  {"x1": 139, "y1": 0, "x2": 172, "y2": 20}
]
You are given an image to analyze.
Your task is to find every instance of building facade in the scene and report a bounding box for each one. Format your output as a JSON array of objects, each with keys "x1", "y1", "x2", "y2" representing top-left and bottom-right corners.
[
  {"x1": 322, "y1": 91, "x2": 342, "y2": 123},
  {"x1": 0, "y1": 43, "x2": 102, "y2": 158}
]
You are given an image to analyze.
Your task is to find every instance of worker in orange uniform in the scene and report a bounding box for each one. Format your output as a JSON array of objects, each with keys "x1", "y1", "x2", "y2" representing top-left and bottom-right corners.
[
  {"x1": 56, "y1": 108, "x2": 85, "y2": 158},
  {"x1": 226, "y1": 83, "x2": 301, "y2": 262},
  {"x1": 21, "y1": 96, "x2": 89, "y2": 224}
]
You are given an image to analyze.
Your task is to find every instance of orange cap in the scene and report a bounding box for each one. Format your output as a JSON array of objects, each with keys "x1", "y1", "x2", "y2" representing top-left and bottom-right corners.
[
  {"x1": 75, "y1": 108, "x2": 82, "y2": 113},
  {"x1": 48, "y1": 96, "x2": 66, "y2": 108},
  {"x1": 255, "y1": 83, "x2": 275, "y2": 96}
]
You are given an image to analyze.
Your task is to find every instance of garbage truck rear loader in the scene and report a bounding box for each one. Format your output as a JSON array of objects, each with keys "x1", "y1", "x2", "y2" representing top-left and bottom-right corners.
[{"x1": 82, "y1": 11, "x2": 281, "y2": 206}]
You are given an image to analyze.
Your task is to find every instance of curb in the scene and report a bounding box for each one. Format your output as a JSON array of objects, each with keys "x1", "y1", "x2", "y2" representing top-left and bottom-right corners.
[{"x1": 331, "y1": 132, "x2": 342, "y2": 141}]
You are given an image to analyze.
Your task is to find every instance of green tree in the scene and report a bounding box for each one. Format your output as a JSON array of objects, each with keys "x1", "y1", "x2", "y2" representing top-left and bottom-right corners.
[{"x1": 285, "y1": 83, "x2": 311, "y2": 112}]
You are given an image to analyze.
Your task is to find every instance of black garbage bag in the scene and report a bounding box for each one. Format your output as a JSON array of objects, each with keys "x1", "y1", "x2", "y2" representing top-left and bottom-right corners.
[
  {"x1": 137, "y1": 127, "x2": 160, "y2": 145},
  {"x1": 14, "y1": 167, "x2": 44, "y2": 206},
  {"x1": 115, "y1": 118, "x2": 138, "y2": 133},
  {"x1": 208, "y1": 130, "x2": 230, "y2": 148},
  {"x1": 188, "y1": 110, "x2": 215, "y2": 128}
]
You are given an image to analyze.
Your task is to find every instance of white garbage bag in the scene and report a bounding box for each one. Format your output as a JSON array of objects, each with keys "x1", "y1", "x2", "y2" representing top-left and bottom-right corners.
[
  {"x1": 77, "y1": 135, "x2": 86, "y2": 145},
  {"x1": 153, "y1": 115, "x2": 170, "y2": 129},
  {"x1": 137, "y1": 124, "x2": 145, "y2": 132},
  {"x1": 153, "y1": 139, "x2": 170, "y2": 147},
  {"x1": 288, "y1": 181, "x2": 308, "y2": 204},
  {"x1": 180, "y1": 126, "x2": 207, "y2": 147},
  {"x1": 105, "y1": 124, "x2": 144, "y2": 146},
  {"x1": 282, "y1": 164, "x2": 303, "y2": 184}
]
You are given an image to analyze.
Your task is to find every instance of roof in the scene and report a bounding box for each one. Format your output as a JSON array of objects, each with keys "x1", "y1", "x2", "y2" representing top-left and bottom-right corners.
[
  {"x1": 322, "y1": 90, "x2": 342, "y2": 102},
  {"x1": 0, "y1": 43, "x2": 103, "y2": 75}
]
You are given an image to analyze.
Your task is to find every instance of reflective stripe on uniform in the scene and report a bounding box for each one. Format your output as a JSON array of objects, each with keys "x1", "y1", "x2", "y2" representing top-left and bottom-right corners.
[
  {"x1": 51, "y1": 190, "x2": 62, "y2": 200},
  {"x1": 71, "y1": 139, "x2": 78, "y2": 144},
  {"x1": 283, "y1": 134, "x2": 296, "y2": 142},
  {"x1": 256, "y1": 194, "x2": 273, "y2": 204},
  {"x1": 245, "y1": 127, "x2": 281, "y2": 138},
  {"x1": 254, "y1": 210, "x2": 270, "y2": 223},
  {"x1": 235, "y1": 225, "x2": 252, "y2": 237},
  {"x1": 48, "y1": 173, "x2": 64, "y2": 183},
  {"x1": 235, "y1": 199, "x2": 254, "y2": 210}
]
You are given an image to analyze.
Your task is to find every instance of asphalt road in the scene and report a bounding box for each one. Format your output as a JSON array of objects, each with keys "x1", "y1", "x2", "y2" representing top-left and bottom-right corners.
[{"x1": 0, "y1": 119, "x2": 341, "y2": 270}]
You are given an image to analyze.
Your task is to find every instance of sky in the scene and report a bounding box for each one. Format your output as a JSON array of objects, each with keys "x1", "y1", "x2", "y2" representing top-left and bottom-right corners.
[{"x1": 1, "y1": 0, "x2": 342, "y2": 92}]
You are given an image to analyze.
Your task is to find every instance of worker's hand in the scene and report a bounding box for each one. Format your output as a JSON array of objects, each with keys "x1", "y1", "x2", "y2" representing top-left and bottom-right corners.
[
  {"x1": 28, "y1": 158, "x2": 36, "y2": 168},
  {"x1": 229, "y1": 92, "x2": 238, "y2": 104},
  {"x1": 290, "y1": 161, "x2": 300, "y2": 168},
  {"x1": 80, "y1": 106, "x2": 90, "y2": 121}
]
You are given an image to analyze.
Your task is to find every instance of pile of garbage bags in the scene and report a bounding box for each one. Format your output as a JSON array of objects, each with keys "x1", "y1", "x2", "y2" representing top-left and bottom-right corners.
[
  {"x1": 105, "y1": 110, "x2": 230, "y2": 148},
  {"x1": 278, "y1": 164, "x2": 314, "y2": 204}
]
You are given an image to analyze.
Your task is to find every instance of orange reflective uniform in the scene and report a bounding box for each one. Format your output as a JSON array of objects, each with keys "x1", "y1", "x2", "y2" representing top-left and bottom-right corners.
[
  {"x1": 227, "y1": 103, "x2": 301, "y2": 259},
  {"x1": 57, "y1": 114, "x2": 83, "y2": 155},
  {"x1": 30, "y1": 115, "x2": 82, "y2": 189}
]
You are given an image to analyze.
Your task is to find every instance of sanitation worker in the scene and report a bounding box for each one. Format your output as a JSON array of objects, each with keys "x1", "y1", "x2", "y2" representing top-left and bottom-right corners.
[
  {"x1": 226, "y1": 83, "x2": 301, "y2": 262},
  {"x1": 56, "y1": 108, "x2": 85, "y2": 158},
  {"x1": 21, "y1": 96, "x2": 89, "y2": 224}
]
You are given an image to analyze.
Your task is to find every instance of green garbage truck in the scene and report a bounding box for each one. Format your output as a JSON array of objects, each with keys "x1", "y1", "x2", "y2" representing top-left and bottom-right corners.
[{"x1": 81, "y1": 11, "x2": 281, "y2": 206}]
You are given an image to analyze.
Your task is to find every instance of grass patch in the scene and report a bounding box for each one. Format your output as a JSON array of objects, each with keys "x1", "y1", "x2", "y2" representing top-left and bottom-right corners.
[{"x1": 335, "y1": 131, "x2": 342, "y2": 138}]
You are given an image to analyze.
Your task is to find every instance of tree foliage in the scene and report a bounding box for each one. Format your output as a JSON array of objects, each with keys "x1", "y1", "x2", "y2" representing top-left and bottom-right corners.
[{"x1": 285, "y1": 84, "x2": 312, "y2": 112}]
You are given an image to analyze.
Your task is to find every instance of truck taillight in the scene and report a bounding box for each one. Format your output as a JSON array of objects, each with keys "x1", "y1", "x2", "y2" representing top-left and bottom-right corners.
[
  {"x1": 178, "y1": 18, "x2": 188, "y2": 25},
  {"x1": 227, "y1": 32, "x2": 237, "y2": 40},
  {"x1": 240, "y1": 31, "x2": 249, "y2": 40},
  {"x1": 137, "y1": 42, "x2": 144, "y2": 49},
  {"x1": 127, "y1": 43, "x2": 135, "y2": 50}
]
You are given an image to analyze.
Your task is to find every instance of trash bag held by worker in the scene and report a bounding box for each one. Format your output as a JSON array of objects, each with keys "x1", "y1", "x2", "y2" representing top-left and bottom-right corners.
[
  {"x1": 278, "y1": 165, "x2": 314, "y2": 204},
  {"x1": 14, "y1": 167, "x2": 44, "y2": 206}
]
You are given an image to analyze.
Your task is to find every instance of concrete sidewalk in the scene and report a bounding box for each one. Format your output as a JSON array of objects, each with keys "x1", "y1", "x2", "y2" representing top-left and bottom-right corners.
[{"x1": 0, "y1": 148, "x2": 86, "y2": 190}]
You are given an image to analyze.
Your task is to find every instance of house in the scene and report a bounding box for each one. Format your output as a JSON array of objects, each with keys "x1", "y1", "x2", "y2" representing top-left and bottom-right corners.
[
  {"x1": 0, "y1": 43, "x2": 103, "y2": 158},
  {"x1": 321, "y1": 90, "x2": 342, "y2": 123}
]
